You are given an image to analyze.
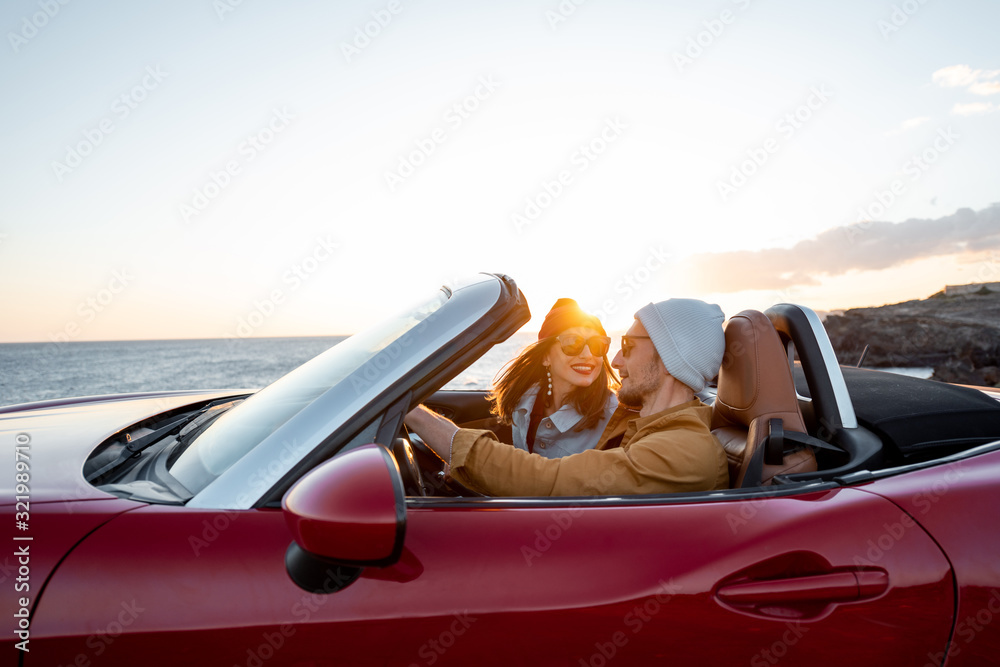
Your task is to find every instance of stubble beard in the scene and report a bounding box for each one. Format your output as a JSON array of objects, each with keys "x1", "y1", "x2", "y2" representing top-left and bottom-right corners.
[{"x1": 617, "y1": 358, "x2": 663, "y2": 407}]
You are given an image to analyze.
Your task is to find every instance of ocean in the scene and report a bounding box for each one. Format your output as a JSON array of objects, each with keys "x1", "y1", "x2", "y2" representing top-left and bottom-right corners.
[
  {"x1": 0, "y1": 334, "x2": 538, "y2": 408},
  {"x1": 0, "y1": 333, "x2": 931, "y2": 409}
]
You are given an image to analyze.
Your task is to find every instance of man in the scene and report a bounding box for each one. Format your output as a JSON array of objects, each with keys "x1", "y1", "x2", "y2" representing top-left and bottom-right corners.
[{"x1": 404, "y1": 298, "x2": 729, "y2": 495}]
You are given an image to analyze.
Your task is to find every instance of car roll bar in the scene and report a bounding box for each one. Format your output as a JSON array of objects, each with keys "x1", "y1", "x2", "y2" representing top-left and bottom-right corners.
[{"x1": 765, "y1": 304, "x2": 882, "y2": 479}]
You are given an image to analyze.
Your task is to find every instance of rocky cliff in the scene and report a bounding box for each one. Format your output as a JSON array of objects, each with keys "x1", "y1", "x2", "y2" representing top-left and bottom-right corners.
[{"x1": 823, "y1": 287, "x2": 1000, "y2": 386}]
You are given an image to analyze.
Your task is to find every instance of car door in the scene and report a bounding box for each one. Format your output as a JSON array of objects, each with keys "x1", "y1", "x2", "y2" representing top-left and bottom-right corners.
[
  {"x1": 401, "y1": 486, "x2": 954, "y2": 666},
  {"x1": 29, "y1": 481, "x2": 952, "y2": 666}
]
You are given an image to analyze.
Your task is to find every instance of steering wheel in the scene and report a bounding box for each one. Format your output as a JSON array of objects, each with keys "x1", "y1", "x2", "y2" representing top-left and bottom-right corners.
[
  {"x1": 392, "y1": 437, "x2": 425, "y2": 497},
  {"x1": 398, "y1": 428, "x2": 486, "y2": 497}
]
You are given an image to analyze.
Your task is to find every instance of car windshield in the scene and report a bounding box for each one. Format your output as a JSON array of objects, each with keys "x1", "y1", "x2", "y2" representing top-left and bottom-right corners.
[{"x1": 169, "y1": 289, "x2": 449, "y2": 494}]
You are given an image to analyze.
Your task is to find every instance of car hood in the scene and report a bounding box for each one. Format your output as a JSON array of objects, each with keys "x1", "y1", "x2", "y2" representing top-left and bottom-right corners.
[{"x1": 0, "y1": 390, "x2": 249, "y2": 505}]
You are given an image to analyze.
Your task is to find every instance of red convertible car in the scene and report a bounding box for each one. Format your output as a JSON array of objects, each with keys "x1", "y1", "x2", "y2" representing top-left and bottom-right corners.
[{"x1": 3, "y1": 273, "x2": 1000, "y2": 666}]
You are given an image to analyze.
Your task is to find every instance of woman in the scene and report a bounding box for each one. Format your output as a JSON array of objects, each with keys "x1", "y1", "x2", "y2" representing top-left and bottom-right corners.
[{"x1": 488, "y1": 298, "x2": 619, "y2": 458}]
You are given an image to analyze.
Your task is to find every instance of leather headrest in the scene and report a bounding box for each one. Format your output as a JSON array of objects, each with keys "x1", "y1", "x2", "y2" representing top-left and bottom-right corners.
[{"x1": 712, "y1": 310, "x2": 806, "y2": 434}]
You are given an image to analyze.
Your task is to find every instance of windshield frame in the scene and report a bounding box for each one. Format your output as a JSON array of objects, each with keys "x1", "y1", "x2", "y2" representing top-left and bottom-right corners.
[
  {"x1": 186, "y1": 273, "x2": 528, "y2": 509},
  {"x1": 172, "y1": 289, "x2": 450, "y2": 496}
]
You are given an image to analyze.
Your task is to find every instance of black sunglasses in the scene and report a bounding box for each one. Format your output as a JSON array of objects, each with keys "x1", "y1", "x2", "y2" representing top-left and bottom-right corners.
[
  {"x1": 555, "y1": 334, "x2": 611, "y2": 357},
  {"x1": 621, "y1": 335, "x2": 651, "y2": 357}
]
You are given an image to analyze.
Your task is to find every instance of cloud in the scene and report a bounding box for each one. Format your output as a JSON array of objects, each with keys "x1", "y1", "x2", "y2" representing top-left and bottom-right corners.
[
  {"x1": 928, "y1": 65, "x2": 999, "y2": 116},
  {"x1": 932, "y1": 64, "x2": 1000, "y2": 88},
  {"x1": 933, "y1": 65, "x2": 982, "y2": 87},
  {"x1": 900, "y1": 116, "x2": 929, "y2": 130},
  {"x1": 885, "y1": 116, "x2": 930, "y2": 136},
  {"x1": 680, "y1": 205, "x2": 1000, "y2": 292},
  {"x1": 969, "y1": 81, "x2": 1000, "y2": 96},
  {"x1": 953, "y1": 102, "x2": 996, "y2": 116}
]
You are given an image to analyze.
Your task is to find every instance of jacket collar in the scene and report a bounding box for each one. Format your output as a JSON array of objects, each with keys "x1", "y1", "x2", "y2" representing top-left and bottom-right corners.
[
  {"x1": 514, "y1": 385, "x2": 587, "y2": 433},
  {"x1": 622, "y1": 399, "x2": 711, "y2": 445},
  {"x1": 632, "y1": 399, "x2": 708, "y2": 432}
]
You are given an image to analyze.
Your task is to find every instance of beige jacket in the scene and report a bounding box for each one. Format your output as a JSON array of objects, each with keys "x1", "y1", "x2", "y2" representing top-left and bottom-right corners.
[{"x1": 449, "y1": 399, "x2": 729, "y2": 496}]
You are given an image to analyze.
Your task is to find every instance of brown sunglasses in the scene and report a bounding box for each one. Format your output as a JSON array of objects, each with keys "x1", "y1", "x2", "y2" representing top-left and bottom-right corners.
[
  {"x1": 620, "y1": 335, "x2": 651, "y2": 357},
  {"x1": 556, "y1": 334, "x2": 611, "y2": 357}
]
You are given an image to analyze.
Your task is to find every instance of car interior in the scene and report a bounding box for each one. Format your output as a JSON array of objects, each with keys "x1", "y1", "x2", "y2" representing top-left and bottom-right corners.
[{"x1": 413, "y1": 303, "x2": 1000, "y2": 496}]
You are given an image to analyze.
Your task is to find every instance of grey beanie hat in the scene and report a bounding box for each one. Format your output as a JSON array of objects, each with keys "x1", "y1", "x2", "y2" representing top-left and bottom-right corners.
[{"x1": 635, "y1": 299, "x2": 726, "y2": 392}]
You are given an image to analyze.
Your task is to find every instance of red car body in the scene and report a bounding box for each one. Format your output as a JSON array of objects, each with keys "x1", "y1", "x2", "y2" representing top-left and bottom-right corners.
[{"x1": 3, "y1": 275, "x2": 999, "y2": 666}]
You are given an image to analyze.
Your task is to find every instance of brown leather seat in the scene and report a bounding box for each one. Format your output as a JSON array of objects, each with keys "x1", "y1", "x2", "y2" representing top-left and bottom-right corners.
[{"x1": 712, "y1": 310, "x2": 817, "y2": 487}]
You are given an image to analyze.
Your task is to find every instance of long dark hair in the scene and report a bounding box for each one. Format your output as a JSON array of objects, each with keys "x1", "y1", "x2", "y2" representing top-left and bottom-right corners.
[{"x1": 488, "y1": 338, "x2": 620, "y2": 431}]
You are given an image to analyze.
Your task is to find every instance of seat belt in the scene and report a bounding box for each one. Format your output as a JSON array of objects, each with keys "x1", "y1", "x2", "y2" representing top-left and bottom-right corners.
[
  {"x1": 741, "y1": 418, "x2": 783, "y2": 488},
  {"x1": 741, "y1": 419, "x2": 842, "y2": 488}
]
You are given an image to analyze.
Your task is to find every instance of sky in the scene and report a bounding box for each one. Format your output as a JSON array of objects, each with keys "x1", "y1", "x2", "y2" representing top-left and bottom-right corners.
[{"x1": 1, "y1": 0, "x2": 998, "y2": 342}]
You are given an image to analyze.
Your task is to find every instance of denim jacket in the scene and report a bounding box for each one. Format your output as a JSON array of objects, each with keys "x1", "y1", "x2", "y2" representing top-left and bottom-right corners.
[{"x1": 510, "y1": 385, "x2": 618, "y2": 458}]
